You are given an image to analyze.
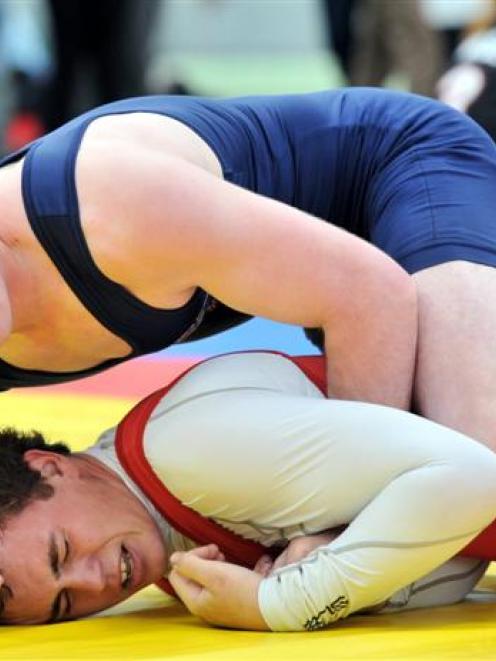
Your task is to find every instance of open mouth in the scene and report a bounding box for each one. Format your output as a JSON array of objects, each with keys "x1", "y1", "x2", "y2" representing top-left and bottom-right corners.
[{"x1": 120, "y1": 545, "x2": 133, "y2": 590}]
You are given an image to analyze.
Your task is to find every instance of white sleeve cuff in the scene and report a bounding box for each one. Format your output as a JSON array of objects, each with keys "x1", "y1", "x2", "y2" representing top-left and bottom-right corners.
[
  {"x1": 257, "y1": 554, "x2": 352, "y2": 632},
  {"x1": 258, "y1": 574, "x2": 304, "y2": 632}
]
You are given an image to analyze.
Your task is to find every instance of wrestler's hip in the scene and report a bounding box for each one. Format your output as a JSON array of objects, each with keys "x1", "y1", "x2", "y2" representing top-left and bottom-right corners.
[{"x1": 364, "y1": 121, "x2": 496, "y2": 275}]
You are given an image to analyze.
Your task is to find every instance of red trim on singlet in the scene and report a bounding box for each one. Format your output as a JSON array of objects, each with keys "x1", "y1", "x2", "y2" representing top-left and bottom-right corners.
[
  {"x1": 115, "y1": 351, "x2": 327, "y2": 596},
  {"x1": 461, "y1": 526, "x2": 496, "y2": 560},
  {"x1": 115, "y1": 349, "x2": 496, "y2": 598}
]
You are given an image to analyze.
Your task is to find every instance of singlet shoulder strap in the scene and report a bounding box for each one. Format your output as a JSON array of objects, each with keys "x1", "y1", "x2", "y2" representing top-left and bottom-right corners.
[
  {"x1": 21, "y1": 123, "x2": 207, "y2": 354},
  {"x1": 115, "y1": 351, "x2": 326, "y2": 595}
]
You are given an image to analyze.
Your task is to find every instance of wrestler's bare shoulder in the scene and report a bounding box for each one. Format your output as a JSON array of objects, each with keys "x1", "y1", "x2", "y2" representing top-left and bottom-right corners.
[
  {"x1": 74, "y1": 111, "x2": 231, "y2": 308},
  {"x1": 81, "y1": 112, "x2": 222, "y2": 177}
]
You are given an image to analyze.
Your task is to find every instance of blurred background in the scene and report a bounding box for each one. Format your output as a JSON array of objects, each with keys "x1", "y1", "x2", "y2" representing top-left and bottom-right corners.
[{"x1": 1, "y1": 0, "x2": 496, "y2": 142}]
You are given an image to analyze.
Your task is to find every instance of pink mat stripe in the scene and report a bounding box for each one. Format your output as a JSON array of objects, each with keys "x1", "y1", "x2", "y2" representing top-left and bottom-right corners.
[{"x1": 21, "y1": 358, "x2": 200, "y2": 399}]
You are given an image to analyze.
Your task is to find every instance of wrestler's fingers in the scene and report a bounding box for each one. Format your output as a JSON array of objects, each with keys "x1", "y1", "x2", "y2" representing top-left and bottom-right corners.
[
  {"x1": 253, "y1": 554, "x2": 274, "y2": 577},
  {"x1": 168, "y1": 567, "x2": 204, "y2": 607},
  {"x1": 270, "y1": 548, "x2": 290, "y2": 573},
  {"x1": 170, "y1": 552, "x2": 222, "y2": 591},
  {"x1": 171, "y1": 544, "x2": 225, "y2": 564}
]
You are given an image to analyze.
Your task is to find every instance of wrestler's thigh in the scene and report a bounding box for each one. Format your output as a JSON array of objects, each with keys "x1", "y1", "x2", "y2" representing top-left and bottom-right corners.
[{"x1": 413, "y1": 260, "x2": 496, "y2": 450}]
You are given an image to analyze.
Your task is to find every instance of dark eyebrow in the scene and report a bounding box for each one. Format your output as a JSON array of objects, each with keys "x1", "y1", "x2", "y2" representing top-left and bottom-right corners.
[
  {"x1": 0, "y1": 583, "x2": 13, "y2": 618},
  {"x1": 47, "y1": 532, "x2": 62, "y2": 624},
  {"x1": 48, "y1": 532, "x2": 59, "y2": 580},
  {"x1": 0, "y1": 536, "x2": 64, "y2": 624}
]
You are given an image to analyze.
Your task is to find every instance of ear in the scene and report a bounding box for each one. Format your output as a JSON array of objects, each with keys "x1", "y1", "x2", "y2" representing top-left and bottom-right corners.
[{"x1": 23, "y1": 449, "x2": 72, "y2": 481}]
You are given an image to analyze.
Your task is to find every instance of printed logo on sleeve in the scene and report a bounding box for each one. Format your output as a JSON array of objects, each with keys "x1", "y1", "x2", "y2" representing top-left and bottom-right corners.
[{"x1": 304, "y1": 595, "x2": 349, "y2": 631}]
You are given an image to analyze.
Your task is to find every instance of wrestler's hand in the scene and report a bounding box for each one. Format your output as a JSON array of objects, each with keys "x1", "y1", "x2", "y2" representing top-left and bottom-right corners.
[
  {"x1": 168, "y1": 544, "x2": 269, "y2": 630},
  {"x1": 254, "y1": 531, "x2": 341, "y2": 577}
]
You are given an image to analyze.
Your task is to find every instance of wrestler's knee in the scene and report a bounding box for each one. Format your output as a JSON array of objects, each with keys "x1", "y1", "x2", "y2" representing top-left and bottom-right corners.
[{"x1": 412, "y1": 260, "x2": 496, "y2": 447}]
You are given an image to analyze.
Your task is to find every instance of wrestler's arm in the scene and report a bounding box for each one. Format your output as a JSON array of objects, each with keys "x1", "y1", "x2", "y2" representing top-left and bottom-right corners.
[
  {"x1": 257, "y1": 408, "x2": 496, "y2": 632},
  {"x1": 77, "y1": 141, "x2": 417, "y2": 409},
  {"x1": 258, "y1": 534, "x2": 489, "y2": 615},
  {"x1": 158, "y1": 356, "x2": 496, "y2": 631}
]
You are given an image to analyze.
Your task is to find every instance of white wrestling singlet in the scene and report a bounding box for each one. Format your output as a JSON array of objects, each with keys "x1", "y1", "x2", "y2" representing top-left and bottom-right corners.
[{"x1": 89, "y1": 353, "x2": 496, "y2": 630}]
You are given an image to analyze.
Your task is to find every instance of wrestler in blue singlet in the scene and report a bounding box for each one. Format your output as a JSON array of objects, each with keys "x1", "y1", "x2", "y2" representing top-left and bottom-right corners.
[{"x1": 1, "y1": 88, "x2": 496, "y2": 388}]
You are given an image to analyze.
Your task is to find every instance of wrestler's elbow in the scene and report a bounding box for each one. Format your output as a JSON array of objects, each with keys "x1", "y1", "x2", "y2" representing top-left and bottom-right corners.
[
  {"x1": 377, "y1": 259, "x2": 418, "y2": 325},
  {"x1": 362, "y1": 259, "x2": 419, "y2": 365},
  {"x1": 322, "y1": 260, "x2": 418, "y2": 407},
  {"x1": 336, "y1": 250, "x2": 417, "y2": 333}
]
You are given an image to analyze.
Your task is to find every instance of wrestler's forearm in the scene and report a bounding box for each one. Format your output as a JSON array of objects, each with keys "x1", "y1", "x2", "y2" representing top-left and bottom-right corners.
[
  {"x1": 256, "y1": 405, "x2": 496, "y2": 631},
  {"x1": 152, "y1": 353, "x2": 496, "y2": 631},
  {"x1": 323, "y1": 267, "x2": 418, "y2": 409}
]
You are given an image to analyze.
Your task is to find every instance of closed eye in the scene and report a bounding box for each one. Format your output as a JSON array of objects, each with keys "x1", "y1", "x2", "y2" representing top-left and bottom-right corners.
[
  {"x1": 62, "y1": 536, "x2": 72, "y2": 619},
  {"x1": 47, "y1": 533, "x2": 72, "y2": 623},
  {"x1": 64, "y1": 536, "x2": 69, "y2": 563},
  {"x1": 49, "y1": 532, "x2": 60, "y2": 579},
  {"x1": 62, "y1": 588, "x2": 72, "y2": 620}
]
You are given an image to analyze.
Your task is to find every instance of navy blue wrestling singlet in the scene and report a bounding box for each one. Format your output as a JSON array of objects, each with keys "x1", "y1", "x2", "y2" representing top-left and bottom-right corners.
[{"x1": 1, "y1": 87, "x2": 496, "y2": 388}]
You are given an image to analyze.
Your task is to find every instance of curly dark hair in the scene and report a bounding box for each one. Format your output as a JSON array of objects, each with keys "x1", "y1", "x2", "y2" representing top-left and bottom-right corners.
[
  {"x1": 0, "y1": 427, "x2": 71, "y2": 525},
  {"x1": 0, "y1": 427, "x2": 71, "y2": 620}
]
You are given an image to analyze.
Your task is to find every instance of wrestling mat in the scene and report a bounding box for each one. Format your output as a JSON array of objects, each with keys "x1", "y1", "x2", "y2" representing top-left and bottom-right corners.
[{"x1": 1, "y1": 355, "x2": 496, "y2": 661}]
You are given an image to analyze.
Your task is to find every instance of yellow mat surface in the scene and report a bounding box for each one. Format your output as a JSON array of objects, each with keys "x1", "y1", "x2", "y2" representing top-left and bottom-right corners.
[{"x1": 1, "y1": 389, "x2": 496, "y2": 660}]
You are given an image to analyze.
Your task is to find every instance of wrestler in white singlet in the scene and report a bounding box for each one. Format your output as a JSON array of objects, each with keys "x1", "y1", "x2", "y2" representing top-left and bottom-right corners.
[{"x1": 88, "y1": 353, "x2": 496, "y2": 631}]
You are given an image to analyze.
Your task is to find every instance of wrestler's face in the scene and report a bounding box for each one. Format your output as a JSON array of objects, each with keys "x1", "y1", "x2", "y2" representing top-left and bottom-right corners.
[{"x1": 0, "y1": 450, "x2": 167, "y2": 624}]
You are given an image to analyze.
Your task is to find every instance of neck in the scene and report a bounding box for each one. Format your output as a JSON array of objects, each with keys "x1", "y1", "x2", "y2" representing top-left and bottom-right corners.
[
  {"x1": 75, "y1": 452, "x2": 139, "y2": 499},
  {"x1": 0, "y1": 238, "x2": 36, "y2": 337},
  {"x1": 75, "y1": 452, "x2": 119, "y2": 481},
  {"x1": 0, "y1": 159, "x2": 41, "y2": 337},
  {"x1": 0, "y1": 245, "x2": 13, "y2": 344}
]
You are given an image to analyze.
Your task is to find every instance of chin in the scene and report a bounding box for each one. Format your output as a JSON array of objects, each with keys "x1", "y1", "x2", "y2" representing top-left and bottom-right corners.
[{"x1": 132, "y1": 536, "x2": 167, "y2": 591}]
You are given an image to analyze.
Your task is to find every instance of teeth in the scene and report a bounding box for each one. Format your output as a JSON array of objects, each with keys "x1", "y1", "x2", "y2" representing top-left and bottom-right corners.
[
  {"x1": 120, "y1": 548, "x2": 131, "y2": 588},
  {"x1": 120, "y1": 556, "x2": 127, "y2": 586}
]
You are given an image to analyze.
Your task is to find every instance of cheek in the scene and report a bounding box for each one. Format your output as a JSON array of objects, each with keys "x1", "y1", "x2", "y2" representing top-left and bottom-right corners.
[
  {"x1": 0, "y1": 533, "x2": 53, "y2": 622},
  {"x1": 65, "y1": 490, "x2": 154, "y2": 541},
  {"x1": 61, "y1": 481, "x2": 165, "y2": 556},
  {"x1": 72, "y1": 591, "x2": 126, "y2": 620}
]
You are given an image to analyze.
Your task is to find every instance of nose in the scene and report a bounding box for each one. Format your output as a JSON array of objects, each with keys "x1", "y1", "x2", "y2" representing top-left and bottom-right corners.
[{"x1": 64, "y1": 556, "x2": 106, "y2": 593}]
